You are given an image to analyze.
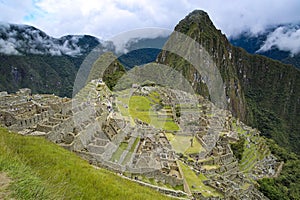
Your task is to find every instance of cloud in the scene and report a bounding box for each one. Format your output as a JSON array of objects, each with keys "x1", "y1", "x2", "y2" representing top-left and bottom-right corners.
[
  {"x1": 20, "y1": 0, "x2": 300, "y2": 39},
  {"x1": 0, "y1": 38, "x2": 20, "y2": 55},
  {"x1": 196, "y1": 0, "x2": 300, "y2": 37},
  {"x1": 1, "y1": 0, "x2": 300, "y2": 40},
  {"x1": 27, "y1": 0, "x2": 183, "y2": 39},
  {"x1": 0, "y1": 23, "x2": 85, "y2": 56},
  {"x1": 109, "y1": 28, "x2": 171, "y2": 54},
  {"x1": 257, "y1": 26, "x2": 300, "y2": 55}
]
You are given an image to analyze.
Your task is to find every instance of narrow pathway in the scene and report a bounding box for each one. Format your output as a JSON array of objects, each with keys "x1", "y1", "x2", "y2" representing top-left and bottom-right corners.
[{"x1": 0, "y1": 172, "x2": 12, "y2": 199}]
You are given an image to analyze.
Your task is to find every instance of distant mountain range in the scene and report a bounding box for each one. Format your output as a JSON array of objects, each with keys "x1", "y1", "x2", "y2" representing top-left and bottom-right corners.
[
  {"x1": 0, "y1": 23, "x2": 101, "y2": 56},
  {"x1": 0, "y1": 23, "x2": 168, "y2": 96},
  {"x1": 230, "y1": 24, "x2": 300, "y2": 69}
]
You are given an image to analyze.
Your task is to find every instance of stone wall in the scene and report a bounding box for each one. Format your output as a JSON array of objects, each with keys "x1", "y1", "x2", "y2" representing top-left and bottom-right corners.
[
  {"x1": 121, "y1": 175, "x2": 188, "y2": 198},
  {"x1": 0, "y1": 111, "x2": 16, "y2": 127}
]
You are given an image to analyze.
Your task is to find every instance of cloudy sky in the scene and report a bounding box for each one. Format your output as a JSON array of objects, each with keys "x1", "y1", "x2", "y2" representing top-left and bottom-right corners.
[{"x1": 1, "y1": 0, "x2": 300, "y2": 39}]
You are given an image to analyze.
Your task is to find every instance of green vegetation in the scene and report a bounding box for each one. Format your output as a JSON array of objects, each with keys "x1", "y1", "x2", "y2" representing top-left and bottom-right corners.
[
  {"x1": 87, "y1": 52, "x2": 126, "y2": 90},
  {"x1": 0, "y1": 127, "x2": 172, "y2": 200},
  {"x1": 130, "y1": 137, "x2": 140, "y2": 152},
  {"x1": 129, "y1": 96, "x2": 151, "y2": 122},
  {"x1": 166, "y1": 134, "x2": 191, "y2": 153},
  {"x1": 160, "y1": 10, "x2": 300, "y2": 199},
  {"x1": 122, "y1": 137, "x2": 140, "y2": 165},
  {"x1": 127, "y1": 94, "x2": 179, "y2": 131},
  {"x1": 237, "y1": 133, "x2": 270, "y2": 173},
  {"x1": 230, "y1": 120, "x2": 270, "y2": 172},
  {"x1": 230, "y1": 137, "x2": 245, "y2": 161},
  {"x1": 234, "y1": 33, "x2": 300, "y2": 156},
  {"x1": 167, "y1": 133, "x2": 203, "y2": 156},
  {"x1": 0, "y1": 54, "x2": 77, "y2": 97},
  {"x1": 178, "y1": 161, "x2": 221, "y2": 197},
  {"x1": 110, "y1": 142, "x2": 128, "y2": 162},
  {"x1": 184, "y1": 137, "x2": 203, "y2": 155},
  {"x1": 160, "y1": 10, "x2": 300, "y2": 156},
  {"x1": 258, "y1": 139, "x2": 300, "y2": 200},
  {"x1": 141, "y1": 176, "x2": 184, "y2": 192},
  {"x1": 104, "y1": 70, "x2": 126, "y2": 90}
]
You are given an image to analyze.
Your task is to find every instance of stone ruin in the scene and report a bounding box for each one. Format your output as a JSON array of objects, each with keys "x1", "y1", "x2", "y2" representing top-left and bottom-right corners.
[{"x1": 0, "y1": 81, "x2": 282, "y2": 199}]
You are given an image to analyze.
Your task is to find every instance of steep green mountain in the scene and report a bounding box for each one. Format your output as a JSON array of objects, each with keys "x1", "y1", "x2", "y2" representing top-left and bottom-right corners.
[
  {"x1": 157, "y1": 10, "x2": 300, "y2": 154},
  {"x1": 0, "y1": 54, "x2": 77, "y2": 97},
  {"x1": 230, "y1": 25, "x2": 300, "y2": 69}
]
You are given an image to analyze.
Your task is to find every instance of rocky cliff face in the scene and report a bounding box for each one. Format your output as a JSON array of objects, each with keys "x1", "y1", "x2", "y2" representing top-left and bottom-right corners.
[
  {"x1": 157, "y1": 10, "x2": 300, "y2": 154},
  {"x1": 157, "y1": 11, "x2": 247, "y2": 121}
]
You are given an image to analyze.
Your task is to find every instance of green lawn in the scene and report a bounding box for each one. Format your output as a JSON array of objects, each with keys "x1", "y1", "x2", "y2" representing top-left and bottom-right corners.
[
  {"x1": 0, "y1": 127, "x2": 172, "y2": 200},
  {"x1": 122, "y1": 137, "x2": 140, "y2": 165},
  {"x1": 129, "y1": 96, "x2": 151, "y2": 122},
  {"x1": 128, "y1": 95, "x2": 179, "y2": 131},
  {"x1": 184, "y1": 137, "x2": 203, "y2": 155},
  {"x1": 110, "y1": 142, "x2": 128, "y2": 162},
  {"x1": 116, "y1": 89, "x2": 180, "y2": 131},
  {"x1": 166, "y1": 133, "x2": 203, "y2": 154},
  {"x1": 179, "y1": 161, "x2": 222, "y2": 197},
  {"x1": 141, "y1": 176, "x2": 184, "y2": 192},
  {"x1": 168, "y1": 135, "x2": 191, "y2": 153}
]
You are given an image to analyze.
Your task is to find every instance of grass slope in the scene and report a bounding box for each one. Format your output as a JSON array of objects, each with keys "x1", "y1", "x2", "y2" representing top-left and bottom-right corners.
[
  {"x1": 178, "y1": 161, "x2": 221, "y2": 198},
  {"x1": 118, "y1": 90, "x2": 179, "y2": 131},
  {"x1": 0, "y1": 127, "x2": 172, "y2": 200}
]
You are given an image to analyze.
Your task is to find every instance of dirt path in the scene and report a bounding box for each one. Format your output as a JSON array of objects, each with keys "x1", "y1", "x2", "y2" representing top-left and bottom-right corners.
[
  {"x1": 273, "y1": 161, "x2": 284, "y2": 178},
  {"x1": 0, "y1": 172, "x2": 12, "y2": 199}
]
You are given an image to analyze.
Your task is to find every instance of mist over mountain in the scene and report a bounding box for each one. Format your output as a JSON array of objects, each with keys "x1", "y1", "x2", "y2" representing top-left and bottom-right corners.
[
  {"x1": 118, "y1": 36, "x2": 168, "y2": 69},
  {"x1": 0, "y1": 23, "x2": 102, "y2": 56},
  {"x1": 0, "y1": 23, "x2": 168, "y2": 96},
  {"x1": 230, "y1": 24, "x2": 300, "y2": 69}
]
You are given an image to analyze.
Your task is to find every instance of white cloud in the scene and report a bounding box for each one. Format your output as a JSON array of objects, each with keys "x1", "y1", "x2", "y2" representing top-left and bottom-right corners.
[
  {"x1": 29, "y1": 0, "x2": 300, "y2": 39},
  {"x1": 195, "y1": 0, "x2": 300, "y2": 37},
  {"x1": 32, "y1": 0, "x2": 183, "y2": 40},
  {"x1": 110, "y1": 28, "x2": 171, "y2": 54},
  {"x1": 0, "y1": 0, "x2": 300, "y2": 40},
  {"x1": 257, "y1": 26, "x2": 300, "y2": 55},
  {"x1": 0, "y1": 23, "x2": 85, "y2": 56},
  {"x1": 0, "y1": 38, "x2": 20, "y2": 55}
]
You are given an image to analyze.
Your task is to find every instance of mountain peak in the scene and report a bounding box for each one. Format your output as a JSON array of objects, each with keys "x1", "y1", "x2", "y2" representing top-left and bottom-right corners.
[
  {"x1": 175, "y1": 10, "x2": 215, "y2": 34},
  {"x1": 186, "y1": 9, "x2": 210, "y2": 20},
  {"x1": 158, "y1": 10, "x2": 300, "y2": 156}
]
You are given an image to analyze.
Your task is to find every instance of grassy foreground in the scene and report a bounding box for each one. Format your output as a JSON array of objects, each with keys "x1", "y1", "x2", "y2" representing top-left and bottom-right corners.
[{"x1": 0, "y1": 127, "x2": 172, "y2": 200}]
